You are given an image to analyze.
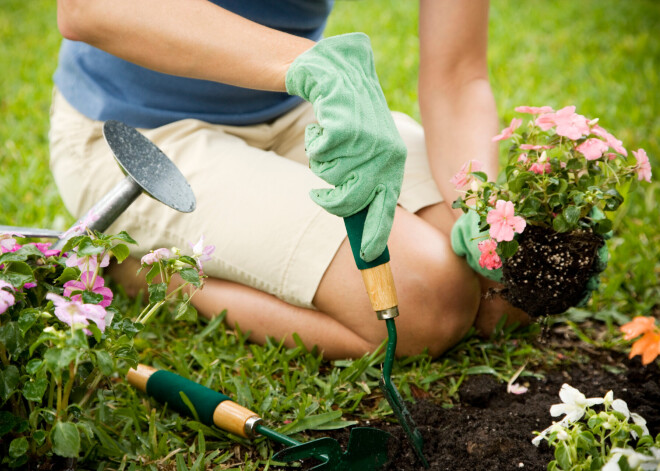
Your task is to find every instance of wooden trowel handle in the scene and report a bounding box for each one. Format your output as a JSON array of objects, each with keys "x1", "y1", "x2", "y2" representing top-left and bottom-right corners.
[
  {"x1": 127, "y1": 365, "x2": 262, "y2": 438},
  {"x1": 344, "y1": 207, "x2": 399, "y2": 317}
]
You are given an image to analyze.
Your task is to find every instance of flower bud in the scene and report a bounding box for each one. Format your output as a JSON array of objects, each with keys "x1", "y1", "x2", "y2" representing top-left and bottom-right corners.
[
  {"x1": 171, "y1": 247, "x2": 181, "y2": 256},
  {"x1": 539, "y1": 151, "x2": 548, "y2": 163},
  {"x1": 470, "y1": 179, "x2": 481, "y2": 193},
  {"x1": 556, "y1": 430, "x2": 569, "y2": 441}
]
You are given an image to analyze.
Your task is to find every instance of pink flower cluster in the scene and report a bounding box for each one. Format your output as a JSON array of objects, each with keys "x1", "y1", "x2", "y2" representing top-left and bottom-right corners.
[{"x1": 477, "y1": 239, "x2": 502, "y2": 270}]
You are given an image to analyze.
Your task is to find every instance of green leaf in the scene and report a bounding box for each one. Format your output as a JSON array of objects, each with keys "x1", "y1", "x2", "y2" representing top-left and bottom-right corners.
[
  {"x1": 553, "y1": 214, "x2": 571, "y2": 232},
  {"x1": 111, "y1": 243, "x2": 130, "y2": 263},
  {"x1": 563, "y1": 205, "x2": 581, "y2": 225},
  {"x1": 497, "y1": 240, "x2": 519, "y2": 259},
  {"x1": 451, "y1": 197, "x2": 464, "y2": 209},
  {"x1": 465, "y1": 365, "x2": 497, "y2": 375},
  {"x1": 1, "y1": 261, "x2": 35, "y2": 287},
  {"x1": 179, "y1": 268, "x2": 201, "y2": 287},
  {"x1": 17, "y1": 308, "x2": 41, "y2": 336},
  {"x1": 94, "y1": 350, "x2": 114, "y2": 376},
  {"x1": 595, "y1": 219, "x2": 613, "y2": 235},
  {"x1": 26, "y1": 359, "x2": 43, "y2": 375},
  {"x1": 22, "y1": 378, "x2": 49, "y2": 402},
  {"x1": 113, "y1": 231, "x2": 138, "y2": 245},
  {"x1": 76, "y1": 238, "x2": 104, "y2": 257},
  {"x1": 0, "y1": 365, "x2": 20, "y2": 402},
  {"x1": 51, "y1": 420, "x2": 81, "y2": 458},
  {"x1": 9, "y1": 436, "x2": 28, "y2": 459},
  {"x1": 175, "y1": 302, "x2": 198, "y2": 322},
  {"x1": 82, "y1": 290, "x2": 104, "y2": 304},
  {"x1": 145, "y1": 264, "x2": 161, "y2": 284},
  {"x1": 148, "y1": 283, "x2": 167, "y2": 303},
  {"x1": 33, "y1": 429, "x2": 47, "y2": 446},
  {"x1": 55, "y1": 267, "x2": 80, "y2": 285},
  {"x1": 0, "y1": 322, "x2": 28, "y2": 356},
  {"x1": 472, "y1": 171, "x2": 488, "y2": 182},
  {"x1": 44, "y1": 348, "x2": 78, "y2": 377},
  {"x1": 554, "y1": 441, "x2": 572, "y2": 469}
]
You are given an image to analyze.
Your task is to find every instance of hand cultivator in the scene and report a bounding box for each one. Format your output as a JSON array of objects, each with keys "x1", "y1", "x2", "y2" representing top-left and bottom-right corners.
[
  {"x1": 127, "y1": 364, "x2": 391, "y2": 470},
  {"x1": 344, "y1": 207, "x2": 430, "y2": 468}
]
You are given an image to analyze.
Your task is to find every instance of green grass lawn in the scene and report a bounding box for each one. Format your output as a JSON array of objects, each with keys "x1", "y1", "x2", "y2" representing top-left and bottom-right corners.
[{"x1": 1, "y1": 1, "x2": 658, "y2": 469}]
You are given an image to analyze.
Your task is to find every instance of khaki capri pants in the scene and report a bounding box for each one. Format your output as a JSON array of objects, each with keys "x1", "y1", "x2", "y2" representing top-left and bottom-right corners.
[{"x1": 49, "y1": 88, "x2": 443, "y2": 309}]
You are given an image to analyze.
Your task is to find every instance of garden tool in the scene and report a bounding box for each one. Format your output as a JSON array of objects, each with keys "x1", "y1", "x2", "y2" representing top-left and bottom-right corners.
[
  {"x1": 343, "y1": 207, "x2": 430, "y2": 468},
  {"x1": 127, "y1": 364, "x2": 391, "y2": 471},
  {"x1": 0, "y1": 120, "x2": 196, "y2": 245}
]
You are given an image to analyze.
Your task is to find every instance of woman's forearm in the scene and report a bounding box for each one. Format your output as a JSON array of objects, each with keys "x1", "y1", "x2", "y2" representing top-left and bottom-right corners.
[
  {"x1": 57, "y1": 0, "x2": 315, "y2": 92},
  {"x1": 418, "y1": 0, "x2": 499, "y2": 219}
]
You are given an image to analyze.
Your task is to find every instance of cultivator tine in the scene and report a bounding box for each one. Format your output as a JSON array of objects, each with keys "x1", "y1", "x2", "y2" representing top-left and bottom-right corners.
[{"x1": 273, "y1": 428, "x2": 391, "y2": 471}]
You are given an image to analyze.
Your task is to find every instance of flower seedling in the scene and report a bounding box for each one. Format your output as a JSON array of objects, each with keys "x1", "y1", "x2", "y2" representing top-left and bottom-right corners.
[
  {"x1": 452, "y1": 105, "x2": 653, "y2": 266},
  {"x1": 533, "y1": 384, "x2": 660, "y2": 471}
]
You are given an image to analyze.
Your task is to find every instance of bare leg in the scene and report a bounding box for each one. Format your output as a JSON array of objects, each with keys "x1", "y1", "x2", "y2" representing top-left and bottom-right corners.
[
  {"x1": 416, "y1": 203, "x2": 531, "y2": 334},
  {"x1": 108, "y1": 207, "x2": 481, "y2": 359}
]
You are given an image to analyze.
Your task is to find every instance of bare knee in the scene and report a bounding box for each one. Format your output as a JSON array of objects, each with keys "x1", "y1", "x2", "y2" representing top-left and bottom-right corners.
[{"x1": 389, "y1": 229, "x2": 481, "y2": 358}]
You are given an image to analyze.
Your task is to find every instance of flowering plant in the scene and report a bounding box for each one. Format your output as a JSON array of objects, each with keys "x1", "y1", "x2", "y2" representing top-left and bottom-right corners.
[
  {"x1": 452, "y1": 105, "x2": 653, "y2": 269},
  {"x1": 620, "y1": 316, "x2": 660, "y2": 365},
  {"x1": 533, "y1": 384, "x2": 660, "y2": 471},
  {"x1": 0, "y1": 228, "x2": 210, "y2": 468}
]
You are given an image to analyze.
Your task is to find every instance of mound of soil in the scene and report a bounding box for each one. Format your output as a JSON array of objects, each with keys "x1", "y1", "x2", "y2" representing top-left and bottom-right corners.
[
  {"x1": 309, "y1": 331, "x2": 659, "y2": 471},
  {"x1": 501, "y1": 226, "x2": 604, "y2": 317}
]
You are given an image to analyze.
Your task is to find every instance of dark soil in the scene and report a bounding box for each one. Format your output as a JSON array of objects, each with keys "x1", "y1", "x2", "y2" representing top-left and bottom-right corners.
[
  {"x1": 306, "y1": 329, "x2": 660, "y2": 471},
  {"x1": 501, "y1": 226, "x2": 604, "y2": 317}
]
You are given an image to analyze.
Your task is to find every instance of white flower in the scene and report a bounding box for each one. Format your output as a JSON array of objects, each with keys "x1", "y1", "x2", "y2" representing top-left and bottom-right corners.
[
  {"x1": 549, "y1": 383, "x2": 604, "y2": 424},
  {"x1": 605, "y1": 394, "x2": 651, "y2": 439},
  {"x1": 604, "y1": 447, "x2": 660, "y2": 471},
  {"x1": 532, "y1": 421, "x2": 569, "y2": 447}
]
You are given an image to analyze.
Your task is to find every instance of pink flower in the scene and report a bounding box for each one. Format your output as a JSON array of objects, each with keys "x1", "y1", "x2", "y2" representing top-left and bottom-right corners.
[
  {"x1": 517, "y1": 153, "x2": 529, "y2": 164},
  {"x1": 535, "y1": 106, "x2": 590, "y2": 139},
  {"x1": 519, "y1": 144, "x2": 554, "y2": 150},
  {"x1": 190, "y1": 235, "x2": 215, "y2": 271},
  {"x1": 0, "y1": 280, "x2": 16, "y2": 315},
  {"x1": 141, "y1": 248, "x2": 172, "y2": 265},
  {"x1": 515, "y1": 105, "x2": 554, "y2": 115},
  {"x1": 553, "y1": 106, "x2": 590, "y2": 140},
  {"x1": 46, "y1": 292, "x2": 110, "y2": 334},
  {"x1": 64, "y1": 272, "x2": 113, "y2": 308},
  {"x1": 487, "y1": 200, "x2": 526, "y2": 242},
  {"x1": 0, "y1": 232, "x2": 23, "y2": 253},
  {"x1": 66, "y1": 250, "x2": 110, "y2": 273},
  {"x1": 450, "y1": 160, "x2": 484, "y2": 190},
  {"x1": 633, "y1": 149, "x2": 652, "y2": 183},
  {"x1": 591, "y1": 125, "x2": 627, "y2": 156},
  {"x1": 477, "y1": 239, "x2": 502, "y2": 270},
  {"x1": 34, "y1": 242, "x2": 61, "y2": 257},
  {"x1": 59, "y1": 209, "x2": 100, "y2": 240},
  {"x1": 577, "y1": 138, "x2": 609, "y2": 161},
  {"x1": 492, "y1": 118, "x2": 523, "y2": 142},
  {"x1": 24, "y1": 283, "x2": 37, "y2": 289},
  {"x1": 530, "y1": 162, "x2": 552, "y2": 175}
]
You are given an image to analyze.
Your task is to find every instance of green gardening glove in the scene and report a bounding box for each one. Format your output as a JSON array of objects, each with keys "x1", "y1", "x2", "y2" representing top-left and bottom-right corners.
[
  {"x1": 285, "y1": 33, "x2": 406, "y2": 263},
  {"x1": 451, "y1": 211, "x2": 503, "y2": 282}
]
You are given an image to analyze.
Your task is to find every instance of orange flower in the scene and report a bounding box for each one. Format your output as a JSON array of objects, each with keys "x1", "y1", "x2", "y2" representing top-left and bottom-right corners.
[
  {"x1": 628, "y1": 331, "x2": 660, "y2": 365},
  {"x1": 620, "y1": 316, "x2": 657, "y2": 340},
  {"x1": 622, "y1": 317, "x2": 660, "y2": 365}
]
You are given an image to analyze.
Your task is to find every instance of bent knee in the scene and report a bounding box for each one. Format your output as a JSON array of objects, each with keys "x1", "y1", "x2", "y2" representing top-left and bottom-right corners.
[{"x1": 391, "y1": 232, "x2": 481, "y2": 358}]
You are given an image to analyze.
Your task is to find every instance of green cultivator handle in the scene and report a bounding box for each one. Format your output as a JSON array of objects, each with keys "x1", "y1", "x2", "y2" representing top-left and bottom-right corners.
[{"x1": 344, "y1": 207, "x2": 430, "y2": 468}]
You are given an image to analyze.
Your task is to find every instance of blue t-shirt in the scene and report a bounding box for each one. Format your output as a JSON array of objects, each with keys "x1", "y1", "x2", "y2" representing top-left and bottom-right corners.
[{"x1": 54, "y1": 1, "x2": 334, "y2": 128}]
